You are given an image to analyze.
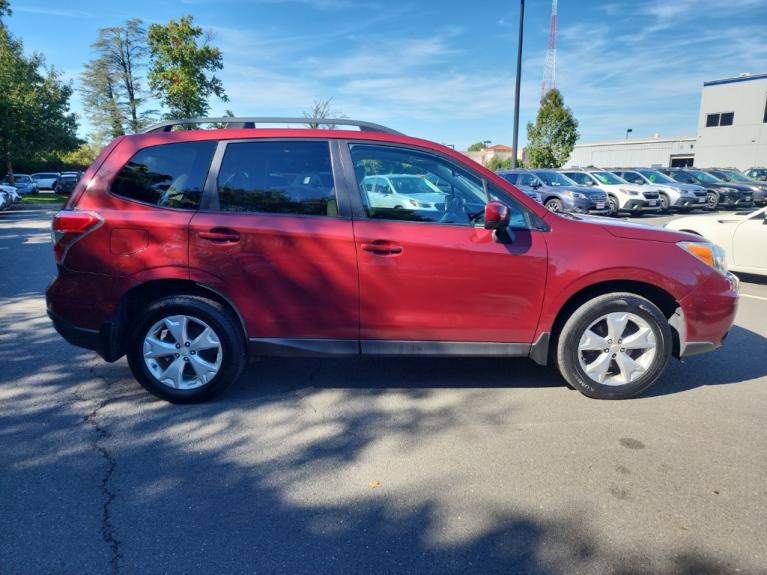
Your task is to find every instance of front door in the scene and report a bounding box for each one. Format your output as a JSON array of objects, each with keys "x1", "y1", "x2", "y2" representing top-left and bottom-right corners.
[
  {"x1": 188, "y1": 139, "x2": 359, "y2": 343},
  {"x1": 732, "y1": 211, "x2": 767, "y2": 271},
  {"x1": 344, "y1": 142, "x2": 548, "y2": 346}
]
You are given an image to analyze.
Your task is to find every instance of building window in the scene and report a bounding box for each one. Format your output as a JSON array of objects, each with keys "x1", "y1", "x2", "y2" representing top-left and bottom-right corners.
[{"x1": 705, "y1": 112, "x2": 734, "y2": 127}]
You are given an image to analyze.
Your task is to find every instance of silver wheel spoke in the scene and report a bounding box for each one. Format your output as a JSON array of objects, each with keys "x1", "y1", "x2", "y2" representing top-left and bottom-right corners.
[
  {"x1": 143, "y1": 336, "x2": 177, "y2": 359},
  {"x1": 615, "y1": 351, "x2": 645, "y2": 383},
  {"x1": 606, "y1": 312, "x2": 629, "y2": 342},
  {"x1": 622, "y1": 327, "x2": 655, "y2": 350},
  {"x1": 189, "y1": 355, "x2": 218, "y2": 384},
  {"x1": 158, "y1": 357, "x2": 186, "y2": 389},
  {"x1": 189, "y1": 327, "x2": 220, "y2": 352},
  {"x1": 164, "y1": 315, "x2": 189, "y2": 345},
  {"x1": 584, "y1": 352, "x2": 612, "y2": 383},
  {"x1": 579, "y1": 329, "x2": 608, "y2": 352}
]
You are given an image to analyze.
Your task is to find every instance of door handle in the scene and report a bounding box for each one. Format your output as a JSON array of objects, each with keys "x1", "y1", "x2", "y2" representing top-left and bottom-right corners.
[
  {"x1": 361, "y1": 240, "x2": 403, "y2": 255},
  {"x1": 198, "y1": 229, "x2": 241, "y2": 243}
]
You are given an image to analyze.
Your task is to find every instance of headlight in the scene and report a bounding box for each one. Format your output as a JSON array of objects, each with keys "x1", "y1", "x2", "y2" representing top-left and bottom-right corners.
[
  {"x1": 677, "y1": 241, "x2": 727, "y2": 275},
  {"x1": 620, "y1": 188, "x2": 638, "y2": 196},
  {"x1": 564, "y1": 191, "x2": 586, "y2": 199}
]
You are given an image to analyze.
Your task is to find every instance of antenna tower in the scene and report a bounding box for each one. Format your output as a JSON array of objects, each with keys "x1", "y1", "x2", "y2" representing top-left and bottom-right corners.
[{"x1": 541, "y1": 0, "x2": 557, "y2": 100}]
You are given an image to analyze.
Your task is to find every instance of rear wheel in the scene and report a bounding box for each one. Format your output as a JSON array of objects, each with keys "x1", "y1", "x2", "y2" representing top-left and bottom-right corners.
[
  {"x1": 127, "y1": 295, "x2": 246, "y2": 403},
  {"x1": 545, "y1": 198, "x2": 563, "y2": 212},
  {"x1": 607, "y1": 195, "x2": 619, "y2": 216},
  {"x1": 555, "y1": 293, "x2": 672, "y2": 399}
]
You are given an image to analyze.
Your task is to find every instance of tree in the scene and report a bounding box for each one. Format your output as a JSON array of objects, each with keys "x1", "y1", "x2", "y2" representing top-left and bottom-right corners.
[
  {"x1": 80, "y1": 56, "x2": 125, "y2": 143},
  {"x1": 303, "y1": 98, "x2": 346, "y2": 129},
  {"x1": 0, "y1": 0, "x2": 10, "y2": 20},
  {"x1": 57, "y1": 142, "x2": 100, "y2": 169},
  {"x1": 525, "y1": 89, "x2": 579, "y2": 168},
  {"x1": 147, "y1": 16, "x2": 227, "y2": 120},
  {"x1": 0, "y1": 25, "x2": 79, "y2": 180},
  {"x1": 467, "y1": 141, "x2": 488, "y2": 152}
]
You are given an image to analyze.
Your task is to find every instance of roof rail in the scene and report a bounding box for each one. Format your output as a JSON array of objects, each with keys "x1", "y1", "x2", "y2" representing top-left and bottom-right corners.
[{"x1": 140, "y1": 117, "x2": 405, "y2": 136}]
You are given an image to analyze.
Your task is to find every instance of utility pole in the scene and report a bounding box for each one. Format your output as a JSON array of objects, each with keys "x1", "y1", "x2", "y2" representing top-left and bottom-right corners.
[{"x1": 511, "y1": 0, "x2": 525, "y2": 169}]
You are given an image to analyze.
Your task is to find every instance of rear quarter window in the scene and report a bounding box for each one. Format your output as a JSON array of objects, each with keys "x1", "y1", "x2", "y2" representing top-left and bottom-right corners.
[{"x1": 110, "y1": 141, "x2": 216, "y2": 209}]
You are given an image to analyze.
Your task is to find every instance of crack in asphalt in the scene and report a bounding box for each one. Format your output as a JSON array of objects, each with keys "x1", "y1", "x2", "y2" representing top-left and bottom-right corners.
[{"x1": 74, "y1": 371, "x2": 122, "y2": 575}]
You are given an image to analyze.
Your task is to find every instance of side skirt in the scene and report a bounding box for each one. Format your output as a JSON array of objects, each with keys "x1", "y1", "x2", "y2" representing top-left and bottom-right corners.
[{"x1": 249, "y1": 338, "x2": 533, "y2": 357}]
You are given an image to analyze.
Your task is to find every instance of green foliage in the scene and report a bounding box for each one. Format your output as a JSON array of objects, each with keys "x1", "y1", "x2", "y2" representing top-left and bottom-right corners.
[
  {"x1": 0, "y1": 0, "x2": 10, "y2": 19},
  {"x1": 467, "y1": 141, "x2": 487, "y2": 152},
  {"x1": 486, "y1": 156, "x2": 515, "y2": 171},
  {"x1": 56, "y1": 142, "x2": 101, "y2": 169},
  {"x1": 526, "y1": 89, "x2": 579, "y2": 168},
  {"x1": 0, "y1": 26, "x2": 79, "y2": 176},
  {"x1": 82, "y1": 19, "x2": 152, "y2": 139},
  {"x1": 147, "y1": 16, "x2": 228, "y2": 119}
]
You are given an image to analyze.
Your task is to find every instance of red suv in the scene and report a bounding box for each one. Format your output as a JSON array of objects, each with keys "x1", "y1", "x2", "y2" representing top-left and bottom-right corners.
[{"x1": 46, "y1": 117, "x2": 739, "y2": 403}]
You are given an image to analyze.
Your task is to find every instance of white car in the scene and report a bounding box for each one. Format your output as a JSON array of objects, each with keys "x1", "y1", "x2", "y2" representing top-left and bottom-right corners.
[
  {"x1": 561, "y1": 169, "x2": 662, "y2": 215},
  {"x1": 666, "y1": 206, "x2": 766, "y2": 276},
  {"x1": 362, "y1": 174, "x2": 445, "y2": 211},
  {"x1": 0, "y1": 184, "x2": 19, "y2": 205},
  {"x1": 611, "y1": 169, "x2": 708, "y2": 212},
  {"x1": 31, "y1": 172, "x2": 60, "y2": 190}
]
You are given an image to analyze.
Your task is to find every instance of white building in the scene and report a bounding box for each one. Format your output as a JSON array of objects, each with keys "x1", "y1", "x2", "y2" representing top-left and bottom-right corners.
[{"x1": 565, "y1": 72, "x2": 767, "y2": 170}]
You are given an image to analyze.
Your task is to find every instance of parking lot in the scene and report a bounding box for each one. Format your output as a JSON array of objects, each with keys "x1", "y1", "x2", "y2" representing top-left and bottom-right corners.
[{"x1": 1, "y1": 205, "x2": 766, "y2": 574}]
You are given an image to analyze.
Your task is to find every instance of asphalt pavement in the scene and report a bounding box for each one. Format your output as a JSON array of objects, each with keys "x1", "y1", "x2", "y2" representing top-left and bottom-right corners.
[{"x1": 1, "y1": 206, "x2": 766, "y2": 575}]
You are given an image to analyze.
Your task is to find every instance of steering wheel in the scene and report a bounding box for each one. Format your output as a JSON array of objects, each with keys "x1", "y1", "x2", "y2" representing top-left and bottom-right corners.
[{"x1": 438, "y1": 195, "x2": 469, "y2": 224}]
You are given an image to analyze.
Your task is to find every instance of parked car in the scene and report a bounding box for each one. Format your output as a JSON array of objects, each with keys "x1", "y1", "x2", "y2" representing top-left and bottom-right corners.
[
  {"x1": 361, "y1": 174, "x2": 446, "y2": 211},
  {"x1": 744, "y1": 167, "x2": 767, "y2": 181},
  {"x1": 610, "y1": 169, "x2": 707, "y2": 212},
  {"x1": 55, "y1": 173, "x2": 80, "y2": 195},
  {"x1": 660, "y1": 168, "x2": 753, "y2": 210},
  {"x1": 4, "y1": 174, "x2": 39, "y2": 195},
  {"x1": 0, "y1": 188, "x2": 9, "y2": 211},
  {"x1": 497, "y1": 169, "x2": 608, "y2": 214},
  {"x1": 0, "y1": 184, "x2": 20, "y2": 205},
  {"x1": 560, "y1": 169, "x2": 662, "y2": 215},
  {"x1": 702, "y1": 169, "x2": 766, "y2": 206},
  {"x1": 46, "y1": 117, "x2": 738, "y2": 403},
  {"x1": 665, "y1": 206, "x2": 766, "y2": 276},
  {"x1": 31, "y1": 172, "x2": 60, "y2": 190}
]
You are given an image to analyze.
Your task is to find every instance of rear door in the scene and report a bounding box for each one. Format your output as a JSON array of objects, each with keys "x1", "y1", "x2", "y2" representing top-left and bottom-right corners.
[{"x1": 188, "y1": 139, "x2": 359, "y2": 344}]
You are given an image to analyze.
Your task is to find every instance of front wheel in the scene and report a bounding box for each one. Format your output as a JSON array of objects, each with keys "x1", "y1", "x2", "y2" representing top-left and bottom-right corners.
[
  {"x1": 659, "y1": 193, "x2": 670, "y2": 212},
  {"x1": 706, "y1": 191, "x2": 719, "y2": 210},
  {"x1": 127, "y1": 295, "x2": 246, "y2": 403},
  {"x1": 555, "y1": 293, "x2": 672, "y2": 399},
  {"x1": 607, "y1": 195, "x2": 619, "y2": 216},
  {"x1": 545, "y1": 198, "x2": 563, "y2": 212}
]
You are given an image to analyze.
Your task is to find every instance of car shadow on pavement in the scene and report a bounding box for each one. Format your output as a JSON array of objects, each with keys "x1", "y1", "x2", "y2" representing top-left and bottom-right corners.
[{"x1": 646, "y1": 325, "x2": 767, "y2": 397}]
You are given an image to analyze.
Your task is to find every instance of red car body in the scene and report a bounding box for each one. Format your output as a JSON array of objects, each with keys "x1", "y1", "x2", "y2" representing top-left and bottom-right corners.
[{"x1": 46, "y1": 127, "x2": 738, "y2": 378}]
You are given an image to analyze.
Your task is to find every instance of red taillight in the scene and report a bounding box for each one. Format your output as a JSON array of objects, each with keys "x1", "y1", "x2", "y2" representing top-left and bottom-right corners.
[{"x1": 51, "y1": 210, "x2": 103, "y2": 265}]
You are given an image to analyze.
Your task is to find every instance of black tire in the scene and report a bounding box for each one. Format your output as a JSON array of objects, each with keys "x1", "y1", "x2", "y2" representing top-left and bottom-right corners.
[
  {"x1": 706, "y1": 191, "x2": 719, "y2": 210},
  {"x1": 126, "y1": 295, "x2": 246, "y2": 403},
  {"x1": 607, "y1": 195, "x2": 619, "y2": 216},
  {"x1": 545, "y1": 198, "x2": 563, "y2": 212},
  {"x1": 659, "y1": 193, "x2": 670, "y2": 212},
  {"x1": 555, "y1": 292, "x2": 672, "y2": 400}
]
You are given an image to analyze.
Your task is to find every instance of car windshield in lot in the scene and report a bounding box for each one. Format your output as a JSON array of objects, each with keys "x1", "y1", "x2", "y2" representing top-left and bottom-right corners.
[
  {"x1": 532, "y1": 171, "x2": 576, "y2": 186},
  {"x1": 688, "y1": 170, "x2": 722, "y2": 184},
  {"x1": 716, "y1": 170, "x2": 754, "y2": 183},
  {"x1": 13, "y1": 175, "x2": 33, "y2": 183},
  {"x1": 591, "y1": 171, "x2": 625, "y2": 185},
  {"x1": 638, "y1": 170, "x2": 677, "y2": 184},
  {"x1": 388, "y1": 176, "x2": 442, "y2": 195}
]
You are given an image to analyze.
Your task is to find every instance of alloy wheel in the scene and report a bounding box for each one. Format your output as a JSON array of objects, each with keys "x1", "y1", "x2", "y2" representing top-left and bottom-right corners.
[
  {"x1": 577, "y1": 312, "x2": 657, "y2": 386},
  {"x1": 143, "y1": 315, "x2": 223, "y2": 390}
]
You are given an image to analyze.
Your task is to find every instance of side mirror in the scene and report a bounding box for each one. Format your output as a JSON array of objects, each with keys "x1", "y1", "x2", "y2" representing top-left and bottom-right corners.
[{"x1": 484, "y1": 201, "x2": 511, "y2": 230}]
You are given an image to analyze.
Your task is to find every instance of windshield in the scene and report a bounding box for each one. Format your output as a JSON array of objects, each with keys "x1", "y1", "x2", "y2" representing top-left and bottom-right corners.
[
  {"x1": 720, "y1": 170, "x2": 752, "y2": 183},
  {"x1": 34, "y1": 173, "x2": 58, "y2": 179},
  {"x1": 687, "y1": 170, "x2": 720, "y2": 184},
  {"x1": 638, "y1": 170, "x2": 676, "y2": 185},
  {"x1": 591, "y1": 171, "x2": 626, "y2": 185},
  {"x1": 532, "y1": 171, "x2": 576, "y2": 186},
  {"x1": 388, "y1": 176, "x2": 441, "y2": 195}
]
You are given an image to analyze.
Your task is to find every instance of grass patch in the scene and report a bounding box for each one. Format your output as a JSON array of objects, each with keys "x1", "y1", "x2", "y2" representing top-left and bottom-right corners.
[{"x1": 20, "y1": 194, "x2": 68, "y2": 204}]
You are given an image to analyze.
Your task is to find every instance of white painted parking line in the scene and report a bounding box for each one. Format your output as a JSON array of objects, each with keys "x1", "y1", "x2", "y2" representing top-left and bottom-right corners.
[{"x1": 740, "y1": 293, "x2": 767, "y2": 302}]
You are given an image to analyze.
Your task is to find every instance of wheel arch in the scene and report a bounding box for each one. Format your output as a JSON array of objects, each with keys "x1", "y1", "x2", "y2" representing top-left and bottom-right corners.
[
  {"x1": 540, "y1": 279, "x2": 682, "y2": 365},
  {"x1": 110, "y1": 278, "x2": 248, "y2": 360}
]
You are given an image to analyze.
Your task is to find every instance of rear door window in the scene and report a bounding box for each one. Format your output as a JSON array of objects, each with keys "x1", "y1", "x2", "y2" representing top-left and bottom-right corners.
[
  {"x1": 111, "y1": 141, "x2": 216, "y2": 209},
  {"x1": 216, "y1": 141, "x2": 336, "y2": 216}
]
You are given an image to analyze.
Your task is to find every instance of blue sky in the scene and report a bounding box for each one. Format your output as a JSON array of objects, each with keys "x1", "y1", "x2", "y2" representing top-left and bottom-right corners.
[{"x1": 7, "y1": 0, "x2": 767, "y2": 149}]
